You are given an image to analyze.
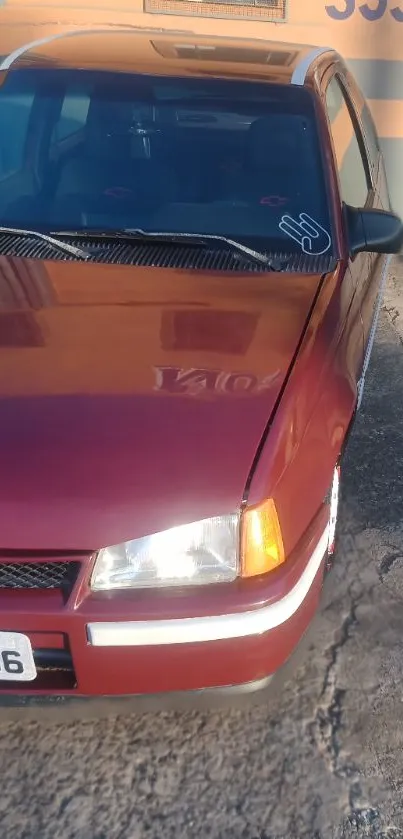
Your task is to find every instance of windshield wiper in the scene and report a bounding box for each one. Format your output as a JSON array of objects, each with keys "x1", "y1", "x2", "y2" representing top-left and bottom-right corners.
[
  {"x1": 54, "y1": 228, "x2": 287, "y2": 270},
  {"x1": 0, "y1": 227, "x2": 91, "y2": 260}
]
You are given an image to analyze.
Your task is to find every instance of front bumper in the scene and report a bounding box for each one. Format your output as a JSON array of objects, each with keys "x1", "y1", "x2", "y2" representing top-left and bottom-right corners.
[
  {"x1": 0, "y1": 509, "x2": 329, "y2": 716},
  {"x1": 88, "y1": 528, "x2": 328, "y2": 647}
]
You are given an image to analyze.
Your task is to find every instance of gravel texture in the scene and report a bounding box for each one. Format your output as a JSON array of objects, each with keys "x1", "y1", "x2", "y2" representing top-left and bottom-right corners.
[{"x1": 1, "y1": 261, "x2": 403, "y2": 839}]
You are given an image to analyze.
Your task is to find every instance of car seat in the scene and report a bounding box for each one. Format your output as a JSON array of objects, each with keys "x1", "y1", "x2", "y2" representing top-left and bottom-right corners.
[
  {"x1": 219, "y1": 114, "x2": 307, "y2": 207},
  {"x1": 54, "y1": 98, "x2": 178, "y2": 211}
]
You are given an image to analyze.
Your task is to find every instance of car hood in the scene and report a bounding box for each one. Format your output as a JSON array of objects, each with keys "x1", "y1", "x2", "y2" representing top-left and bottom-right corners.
[{"x1": 0, "y1": 256, "x2": 325, "y2": 549}]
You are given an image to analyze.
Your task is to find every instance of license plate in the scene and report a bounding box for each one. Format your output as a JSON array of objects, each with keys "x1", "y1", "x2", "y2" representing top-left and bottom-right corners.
[{"x1": 0, "y1": 632, "x2": 37, "y2": 681}]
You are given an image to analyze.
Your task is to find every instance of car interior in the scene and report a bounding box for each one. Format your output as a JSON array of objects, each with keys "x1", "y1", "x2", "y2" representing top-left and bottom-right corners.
[{"x1": 0, "y1": 78, "x2": 331, "y2": 242}]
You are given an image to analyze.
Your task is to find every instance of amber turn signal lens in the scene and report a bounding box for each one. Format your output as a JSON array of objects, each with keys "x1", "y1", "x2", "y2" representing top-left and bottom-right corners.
[{"x1": 241, "y1": 498, "x2": 285, "y2": 578}]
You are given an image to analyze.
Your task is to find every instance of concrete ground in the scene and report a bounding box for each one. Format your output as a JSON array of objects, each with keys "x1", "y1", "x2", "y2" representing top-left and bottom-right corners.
[{"x1": 1, "y1": 261, "x2": 403, "y2": 839}]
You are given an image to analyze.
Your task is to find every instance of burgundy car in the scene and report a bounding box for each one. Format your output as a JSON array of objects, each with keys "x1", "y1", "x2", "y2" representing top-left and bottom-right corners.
[{"x1": 0, "y1": 29, "x2": 401, "y2": 715}]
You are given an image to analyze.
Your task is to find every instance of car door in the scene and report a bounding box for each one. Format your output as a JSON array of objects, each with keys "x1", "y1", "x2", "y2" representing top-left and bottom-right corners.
[
  {"x1": 342, "y1": 73, "x2": 391, "y2": 390},
  {"x1": 323, "y1": 69, "x2": 387, "y2": 404}
]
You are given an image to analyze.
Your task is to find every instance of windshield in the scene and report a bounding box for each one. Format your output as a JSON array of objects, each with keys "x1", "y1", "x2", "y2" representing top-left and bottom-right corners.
[{"x1": 0, "y1": 70, "x2": 333, "y2": 255}]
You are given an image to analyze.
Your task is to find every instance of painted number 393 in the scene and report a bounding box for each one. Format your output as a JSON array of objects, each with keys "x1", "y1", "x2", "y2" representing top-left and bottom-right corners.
[{"x1": 326, "y1": 0, "x2": 402, "y2": 20}]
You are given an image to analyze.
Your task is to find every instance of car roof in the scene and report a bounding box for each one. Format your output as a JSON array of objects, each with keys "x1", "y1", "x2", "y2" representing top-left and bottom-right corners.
[{"x1": 0, "y1": 28, "x2": 334, "y2": 86}]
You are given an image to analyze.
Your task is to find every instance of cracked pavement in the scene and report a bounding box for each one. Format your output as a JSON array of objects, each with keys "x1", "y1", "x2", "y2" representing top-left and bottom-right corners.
[{"x1": 1, "y1": 262, "x2": 403, "y2": 839}]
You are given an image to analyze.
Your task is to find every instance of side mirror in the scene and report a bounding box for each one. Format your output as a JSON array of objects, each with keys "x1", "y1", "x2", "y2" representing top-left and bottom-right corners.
[{"x1": 345, "y1": 204, "x2": 403, "y2": 257}]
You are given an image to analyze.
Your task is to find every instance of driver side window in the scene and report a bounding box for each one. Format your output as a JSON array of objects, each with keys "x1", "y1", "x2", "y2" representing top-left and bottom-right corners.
[{"x1": 325, "y1": 76, "x2": 372, "y2": 208}]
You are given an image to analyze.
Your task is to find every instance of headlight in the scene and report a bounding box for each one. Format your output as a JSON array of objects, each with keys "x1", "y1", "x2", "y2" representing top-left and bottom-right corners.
[
  {"x1": 91, "y1": 515, "x2": 239, "y2": 590},
  {"x1": 91, "y1": 500, "x2": 285, "y2": 591}
]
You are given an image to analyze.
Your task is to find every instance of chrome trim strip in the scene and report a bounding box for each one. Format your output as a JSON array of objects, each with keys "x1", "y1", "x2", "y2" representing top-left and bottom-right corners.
[
  {"x1": 291, "y1": 47, "x2": 333, "y2": 86},
  {"x1": 357, "y1": 254, "x2": 391, "y2": 410},
  {"x1": 87, "y1": 526, "x2": 329, "y2": 647}
]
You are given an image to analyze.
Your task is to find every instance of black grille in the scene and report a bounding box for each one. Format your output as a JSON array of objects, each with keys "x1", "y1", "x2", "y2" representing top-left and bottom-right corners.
[
  {"x1": 0, "y1": 233, "x2": 337, "y2": 274},
  {"x1": 0, "y1": 561, "x2": 80, "y2": 590}
]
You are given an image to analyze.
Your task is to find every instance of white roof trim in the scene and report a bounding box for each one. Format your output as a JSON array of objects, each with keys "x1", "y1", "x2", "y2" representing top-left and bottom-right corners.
[
  {"x1": 0, "y1": 28, "x2": 152, "y2": 71},
  {"x1": 0, "y1": 26, "x2": 198, "y2": 72},
  {"x1": 291, "y1": 46, "x2": 333, "y2": 86},
  {"x1": 0, "y1": 30, "x2": 98, "y2": 71},
  {"x1": 1, "y1": 33, "x2": 334, "y2": 79}
]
